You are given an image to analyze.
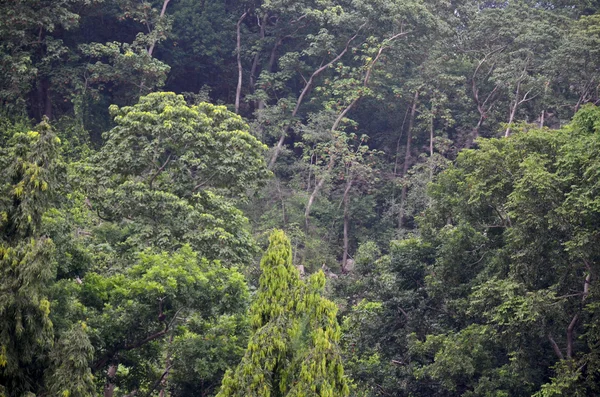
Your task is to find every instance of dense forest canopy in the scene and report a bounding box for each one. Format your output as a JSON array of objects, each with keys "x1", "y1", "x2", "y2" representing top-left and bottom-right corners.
[{"x1": 0, "y1": 0, "x2": 599, "y2": 396}]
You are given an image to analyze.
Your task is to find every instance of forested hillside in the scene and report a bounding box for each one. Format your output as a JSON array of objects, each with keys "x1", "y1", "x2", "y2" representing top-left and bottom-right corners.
[{"x1": 0, "y1": 0, "x2": 599, "y2": 396}]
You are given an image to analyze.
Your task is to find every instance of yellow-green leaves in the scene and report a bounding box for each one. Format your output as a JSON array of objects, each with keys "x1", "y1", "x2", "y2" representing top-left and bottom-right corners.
[{"x1": 218, "y1": 230, "x2": 349, "y2": 397}]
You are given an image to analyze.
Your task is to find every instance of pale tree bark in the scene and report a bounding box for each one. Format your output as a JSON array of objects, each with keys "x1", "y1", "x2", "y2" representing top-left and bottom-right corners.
[
  {"x1": 550, "y1": 260, "x2": 593, "y2": 360},
  {"x1": 469, "y1": 47, "x2": 505, "y2": 145},
  {"x1": 305, "y1": 155, "x2": 335, "y2": 230},
  {"x1": 429, "y1": 114, "x2": 434, "y2": 158},
  {"x1": 342, "y1": 177, "x2": 353, "y2": 272},
  {"x1": 398, "y1": 90, "x2": 419, "y2": 229},
  {"x1": 235, "y1": 11, "x2": 249, "y2": 114},
  {"x1": 565, "y1": 261, "x2": 593, "y2": 359},
  {"x1": 249, "y1": 13, "x2": 268, "y2": 92},
  {"x1": 148, "y1": 0, "x2": 171, "y2": 57},
  {"x1": 268, "y1": 24, "x2": 368, "y2": 169},
  {"x1": 505, "y1": 61, "x2": 537, "y2": 137},
  {"x1": 393, "y1": 107, "x2": 409, "y2": 177},
  {"x1": 304, "y1": 31, "x2": 408, "y2": 228},
  {"x1": 429, "y1": 115, "x2": 434, "y2": 179}
]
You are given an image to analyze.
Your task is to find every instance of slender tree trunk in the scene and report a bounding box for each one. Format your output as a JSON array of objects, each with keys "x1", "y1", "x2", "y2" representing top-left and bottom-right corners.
[
  {"x1": 305, "y1": 155, "x2": 335, "y2": 230},
  {"x1": 235, "y1": 11, "x2": 248, "y2": 114},
  {"x1": 505, "y1": 81, "x2": 520, "y2": 138},
  {"x1": 342, "y1": 178, "x2": 353, "y2": 273},
  {"x1": 566, "y1": 266, "x2": 593, "y2": 359},
  {"x1": 43, "y1": 79, "x2": 52, "y2": 119},
  {"x1": 429, "y1": 115, "x2": 434, "y2": 179},
  {"x1": 258, "y1": 35, "x2": 284, "y2": 110},
  {"x1": 249, "y1": 14, "x2": 267, "y2": 91},
  {"x1": 268, "y1": 26, "x2": 366, "y2": 169},
  {"x1": 566, "y1": 313, "x2": 578, "y2": 359},
  {"x1": 275, "y1": 179, "x2": 287, "y2": 226},
  {"x1": 36, "y1": 79, "x2": 50, "y2": 120},
  {"x1": 304, "y1": 103, "x2": 356, "y2": 229},
  {"x1": 399, "y1": 90, "x2": 419, "y2": 229},
  {"x1": 548, "y1": 333, "x2": 564, "y2": 360},
  {"x1": 304, "y1": 30, "x2": 407, "y2": 226},
  {"x1": 148, "y1": 0, "x2": 171, "y2": 57},
  {"x1": 394, "y1": 107, "x2": 409, "y2": 176},
  {"x1": 539, "y1": 109, "x2": 545, "y2": 128},
  {"x1": 429, "y1": 115, "x2": 434, "y2": 158}
]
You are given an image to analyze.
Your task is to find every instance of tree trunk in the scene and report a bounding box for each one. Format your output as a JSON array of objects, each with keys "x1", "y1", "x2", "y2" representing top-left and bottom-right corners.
[
  {"x1": 393, "y1": 107, "x2": 409, "y2": 176},
  {"x1": 429, "y1": 115, "x2": 434, "y2": 158},
  {"x1": 147, "y1": 0, "x2": 171, "y2": 57},
  {"x1": 505, "y1": 82, "x2": 520, "y2": 138},
  {"x1": 342, "y1": 178, "x2": 353, "y2": 273},
  {"x1": 36, "y1": 78, "x2": 52, "y2": 120},
  {"x1": 268, "y1": 27, "x2": 364, "y2": 169},
  {"x1": 235, "y1": 11, "x2": 248, "y2": 114},
  {"x1": 249, "y1": 14, "x2": 267, "y2": 92},
  {"x1": 399, "y1": 90, "x2": 419, "y2": 229},
  {"x1": 566, "y1": 313, "x2": 578, "y2": 359},
  {"x1": 304, "y1": 155, "x2": 335, "y2": 230}
]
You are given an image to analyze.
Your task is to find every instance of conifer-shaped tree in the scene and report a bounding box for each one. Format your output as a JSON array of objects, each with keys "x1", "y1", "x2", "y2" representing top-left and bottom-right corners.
[
  {"x1": 0, "y1": 121, "x2": 96, "y2": 396},
  {"x1": 217, "y1": 230, "x2": 349, "y2": 397},
  {"x1": 0, "y1": 121, "x2": 63, "y2": 394}
]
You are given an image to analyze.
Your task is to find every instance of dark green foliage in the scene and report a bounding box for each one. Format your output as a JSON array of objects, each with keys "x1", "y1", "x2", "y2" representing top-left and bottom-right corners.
[
  {"x1": 1, "y1": 0, "x2": 600, "y2": 395},
  {"x1": 339, "y1": 105, "x2": 600, "y2": 396}
]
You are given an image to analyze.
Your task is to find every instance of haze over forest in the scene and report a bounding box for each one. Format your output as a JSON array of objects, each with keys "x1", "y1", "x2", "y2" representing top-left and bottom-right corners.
[{"x1": 1, "y1": 0, "x2": 599, "y2": 396}]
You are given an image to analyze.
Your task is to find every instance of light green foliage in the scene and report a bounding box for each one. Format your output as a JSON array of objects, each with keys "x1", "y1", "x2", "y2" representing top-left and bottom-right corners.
[
  {"x1": 99, "y1": 92, "x2": 269, "y2": 199},
  {"x1": 78, "y1": 244, "x2": 248, "y2": 374},
  {"x1": 218, "y1": 230, "x2": 349, "y2": 397},
  {"x1": 0, "y1": 120, "x2": 94, "y2": 396},
  {"x1": 53, "y1": 92, "x2": 268, "y2": 395},
  {"x1": 89, "y1": 92, "x2": 269, "y2": 264},
  {"x1": 79, "y1": 41, "x2": 171, "y2": 104}
]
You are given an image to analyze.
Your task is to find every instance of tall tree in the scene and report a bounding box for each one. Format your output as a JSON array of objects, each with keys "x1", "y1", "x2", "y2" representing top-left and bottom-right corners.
[
  {"x1": 217, "y1": 230, "x2": 349, "y2": 397},
  {"x1": 0, "y1": 120, "x2": 80, "y2": 395}
]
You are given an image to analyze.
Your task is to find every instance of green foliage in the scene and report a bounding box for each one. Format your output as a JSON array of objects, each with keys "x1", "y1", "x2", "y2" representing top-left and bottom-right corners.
[
  {"x1": 0, "y1": 121, "x2": 62, "y2": 394},
  {"x1": 45, "y1": 322, "x2": 96, "y2": 397},
  {"x1": 87, "y1": 92, "x2": 269, "y2": 265},
  {"x1": 79, "y1": 40, "x2": 171, "y2": 105},
  {"x1": 218, "y1": 230, "x2": 349, "y2": 397},
  {"x1": 99, "y1": 92, "x2": 269, "y2": 199},
  {"x1": 1, "y1": 0, "x2": 600, "y2": 395},
  {"x1": 337, "y1": 105, "x2": 600, "y2": 396}
]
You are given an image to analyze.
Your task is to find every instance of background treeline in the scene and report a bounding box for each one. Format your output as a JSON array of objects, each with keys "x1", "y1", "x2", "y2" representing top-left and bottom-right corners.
[{"x1": 0, "y1": 0, "x2": 599, "y2": 396}]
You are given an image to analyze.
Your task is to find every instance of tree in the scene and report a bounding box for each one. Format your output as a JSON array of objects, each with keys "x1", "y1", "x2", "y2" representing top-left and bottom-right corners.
[
  {"x1": 336, "y1": 105, "x2": 600, "y2": 396},
  {"x1": 0, "y1": 120, "x2": 96, "y2": 396},
  {"x1": 410, "y1": 105, "x2": 600, "y2": 396},
  {"x1": 88, "y1": 92, "x2": 270, "y2": 264},
  {"x1": 217, "y1": 229, "x2": 349, "y2": 397},
  {"x1": 54, "y1": 92, "x2": 271, "y2": 395}
]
